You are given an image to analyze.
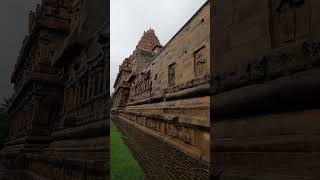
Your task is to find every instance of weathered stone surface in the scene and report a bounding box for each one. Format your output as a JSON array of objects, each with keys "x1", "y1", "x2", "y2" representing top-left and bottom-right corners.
[
  {"x1": 112, "y1": 0, "x2": 210, "y2": 170},
  {"x1": 212, "y1": 0, "x2": 320, "y2": 179},
  {"x1": 1, "y1": 0, "x2": 109, "y2": 179}
]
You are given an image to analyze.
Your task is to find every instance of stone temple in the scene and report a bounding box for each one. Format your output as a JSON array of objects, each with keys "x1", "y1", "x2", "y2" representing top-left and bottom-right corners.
[
  {"x1": 212, "y1": 0, "x2": 320, "y2": 179},
  {"x1": 112, "y1": 0, "x2": 210, "y2": 173},
  {"x1": 0, "y1": 0, "x2": 109, "y2": 179}
]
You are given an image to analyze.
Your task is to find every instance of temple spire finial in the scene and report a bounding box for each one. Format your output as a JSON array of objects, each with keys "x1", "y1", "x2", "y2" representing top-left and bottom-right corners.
[{"x1": 135, "y1": 28, "x2": 162, "y2": 52}]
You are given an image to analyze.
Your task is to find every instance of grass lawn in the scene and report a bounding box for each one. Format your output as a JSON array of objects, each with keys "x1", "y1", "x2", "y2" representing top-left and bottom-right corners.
[{"x1": 110, "y1": 120, "x2": 145, "y2": 180}]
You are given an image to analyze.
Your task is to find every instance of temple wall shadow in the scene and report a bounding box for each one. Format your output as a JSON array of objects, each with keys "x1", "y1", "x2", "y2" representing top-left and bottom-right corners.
[
  {"x1": 0, "y1": 0, "x2": 110, "y2": 179},
  {"x1": 211, "y1": 0, "x2": 320, "y2": 179}
]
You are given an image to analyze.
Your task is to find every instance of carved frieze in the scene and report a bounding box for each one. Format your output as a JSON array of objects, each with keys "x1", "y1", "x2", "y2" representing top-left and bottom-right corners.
[
  {"x1": 129, "y1": 71, "x2": 152, "y2": 102},
  {"x1": 211, "y1": 39, "x2": 320, "y2": 94}
]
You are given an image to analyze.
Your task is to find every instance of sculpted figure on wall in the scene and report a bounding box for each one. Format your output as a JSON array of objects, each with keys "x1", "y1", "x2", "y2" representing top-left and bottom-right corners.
[
  {"x1": 168, "y1": 63, "x2": 176, "y2": 86},
  {"x1": 271, "y1": 0, "x2": 310, "y2": 47},
  {"x1": 194, "y1": 46, "x2": 208, "y2": 77}
]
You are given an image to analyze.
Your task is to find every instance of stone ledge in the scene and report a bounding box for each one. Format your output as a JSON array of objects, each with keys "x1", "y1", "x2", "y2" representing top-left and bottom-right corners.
[
  {"x1": 127, "y1": 83, "x2": 210, "y2": 106},
  {"x1": 122, "y1": 111, "x2": 210, "y2": 128},
  {"x1": 23, "y1": 170, "x2": 51, "y2": 180},
  {"x1": 52, "y1": 119, "x2": 109, "y2": 140},
  {"x1": 214, "y1": 135, "x2": 308, "y2": 152},
  {"x1": 25, "y1": 154, "x2": 108, "y2": 173},
  {"x1": 213, "y1": 68, "x2": 320, "y2": 118},
  {"x1": 47, "y1": 136, "x2": 108, "y2": 149},
  {"x1": 44, "y1": 146, "x2": 107, "y2": 152},
  {"x1": 114, "y1": 115, "x2": 210, "y2": 164},
  {"x1": 212, "y1": 40, "x2": 320, "y2": 95},
  {"x1": 4, "y1": 137, "x2": 26, "y2": 146}
]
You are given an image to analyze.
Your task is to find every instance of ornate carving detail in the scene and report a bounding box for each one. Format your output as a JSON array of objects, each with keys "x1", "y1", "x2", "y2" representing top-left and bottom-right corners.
[
  {"x1": 302, "y1": 41, "x2": 320, "y2": 65},
  {"x1": 4, "y1": 1, "x2": 109, "y2": 179},
  {"x1": 129, "y1": 72, "x2": 152, "y2": 102},
  {"x1": 168, "y1": 63, "x2": 176, "y2": 87},
  {"x1": 270, "y1": 0, "x2": 310, "y2": 48},
  {"x1": 194, "y1": 46, "x2": 208, "y2": 77}
]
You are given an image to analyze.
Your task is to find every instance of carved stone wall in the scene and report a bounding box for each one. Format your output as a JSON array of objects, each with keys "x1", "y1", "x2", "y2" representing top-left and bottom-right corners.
[
  {"x1": 147, "y1": 4, "x2": 210, "y2": 97},
  {"x1": 212, "y1": 0, "x2": 320, "y2": 179},
  {"x1": 0, "y1": 0, "x2": 109, "y2": 179},
  {"x1": 113, "y1": 1, "x2": 210, "y2": 163}
]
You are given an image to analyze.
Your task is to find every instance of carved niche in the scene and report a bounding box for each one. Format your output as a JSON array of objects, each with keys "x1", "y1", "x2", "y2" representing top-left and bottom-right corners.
[
  {"x1": 194, "y1": 46, "x2": 208, "y2": 77},
  {"x1": 270, "y1": 0, "x2": 310, "y2": 48},
  {"x1": 168, "y1": 63, "x2": 176, "y2": 86}
]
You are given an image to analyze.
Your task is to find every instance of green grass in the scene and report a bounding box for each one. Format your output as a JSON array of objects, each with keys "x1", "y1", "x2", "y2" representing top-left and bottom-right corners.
[{"x1": 110, "y1": 120, "x2": 145, "y2": 180}]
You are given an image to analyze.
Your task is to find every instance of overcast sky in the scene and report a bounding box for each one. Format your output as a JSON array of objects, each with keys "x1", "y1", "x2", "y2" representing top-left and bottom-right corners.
[
  {"x1": 0, "y1": 0, "x2": 207, "y2": 100},
  {"x1": 110, "y1": 0, "x2": 207, "y2": 93},
  {"x1": 0, "y1": 0, "x2": 41, "y2": 103}
]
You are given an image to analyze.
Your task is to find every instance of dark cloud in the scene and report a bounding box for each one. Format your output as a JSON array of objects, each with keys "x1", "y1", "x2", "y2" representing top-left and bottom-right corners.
[
  {"x1": 0, "y1": 0, "x2": 41, "y2": 102},
  {"x1": 110, "y1": 0, "x2": 207, "y2": 93}
]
